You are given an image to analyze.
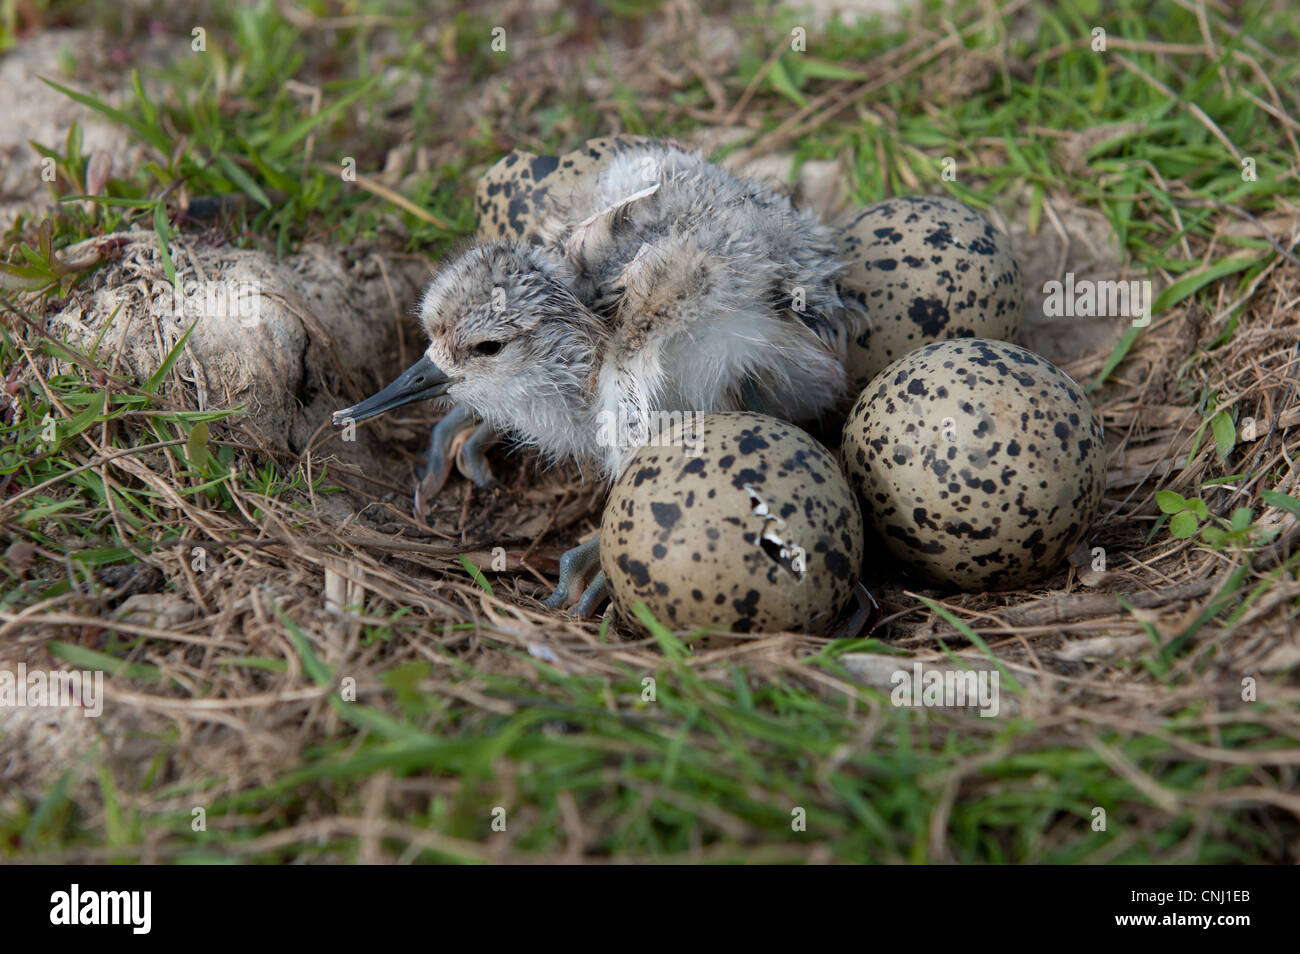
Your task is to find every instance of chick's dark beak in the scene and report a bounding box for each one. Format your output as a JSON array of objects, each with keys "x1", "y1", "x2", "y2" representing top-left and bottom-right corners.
[{"x1": 332, "y1": 354, "x2": 452, "y2": 425}]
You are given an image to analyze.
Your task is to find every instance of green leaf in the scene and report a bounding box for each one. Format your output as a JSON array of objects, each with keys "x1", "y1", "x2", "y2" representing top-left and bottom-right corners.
[
  {"x1": 36, "y1": 219, "x2": 53, "y2": 260},
  {"x1": 1089, "y1": 323, "x2": 1142, "y2": 390},
  {"x1": 23, "y1": 770, "x2": 72, "y2": 844},
  {"x1": 794, "y1": 57, "x2": 868, "y2": 82},
  {"x1": 277, "y1": 607, "x2": 333, "y2": 687},
  {"x1": 631, "y1": 602, "x2": 689, "y2": 659},
  {"x1": 0, "y1": 263, "x2": 55, "y2": 292},
  {"x1": 1090, "y1": 254, "x2": 1263, "y2": 391},
  {"x1": 1261, "y1": 489, "x2": 1300, "y2": 518},
  {"x1": 234, "y1": 133, "x2": 297, "y2": 192},
  {"x1": 186, "y1": 420, "x2": 212, "y2": 470},
  {"x1": 1189, "y1": 498, "x2": 1211, "y2": 520},
  {"x1": 1229, "y1": 507, "x2": 1253, "y2": 532},
  {"x1": 264, "y1": 77, "x2": 379, "y2": 158},
  {"x1": 130, "y1": 69, "x2": 158, "y2": 128},
  {"x1": 48, "y1": 640, "x2": 162, "y2": 681},
  {"x1": 39, "y1": 76, "x2": 172, "y2": 155},
  {"x1": 61, "y1": 194, "x2": 161, "y2": 209},
  {"x1": 216, "y1": 656, "x2": 288, "y2": 673},
  {"x1": 914, "y1": 595, "x2": 1023, "y2": 693},
  {"x1": 1201, "y1": 473, "x2": 1249, "y2": 487},
  {"x1": 1027, "y1": 183, "x2": 1044, "y2": 236},
  {"x1": 144, "y1": 320, "x2": 197, "y2": 393},
  {"x1": 18, "y1": 498, "x2": 82, "y2": 524},
  {"x1": 381, "y1": 660, "x2": 431, "y2": 693},
  {"x1": 457, "y1": 553, "x2": 494, "y2": 596},
  {"x1": 153, "y1": 201, "x2": 177, "y2": 287},
  {"x1": 1211, "y1": 410, "x2": 1236, "y2": 459},
  {"x1": 1169, "y1": 510, "x2": 1199, "y2": 538},
  {"x1": 767, "y1": 57, "x2": 809, "y2": 108},
  {"x1": 62, "y1": 389, "x2": 107, "y2": 441},
  {"x1": 215, "y1": 154, "x2": 272, "y2": 209},
  {"x1": 1149, "y1": 253, "x2": 1258, "y2": 315},
  {"x1": 65, "y1": 122, "x2": 83, "y2": 167},
  {"x1": 1184, "y1": 425, "x2": 1203, "y2": 465},
  {"x1": 99, "y1": 764, "x2": 128, "y2": 846},
  {"x1": 1155, "y1": 490, "x2": 1187, "y2": 514},
  {"x1": 1199, "y1": 526, "x2": 1227, "y2": 548},
  {"x1": 382, "y1": 660, "x2": 433, "y2": 715}
]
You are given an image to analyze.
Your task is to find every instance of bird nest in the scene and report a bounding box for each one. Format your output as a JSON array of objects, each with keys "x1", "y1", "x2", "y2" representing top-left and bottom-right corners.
[
  {"x1": 5, "y1": 188, "x2": 1298, "y2": 845},
  {"x1": 2, "y1": 4, "x2": 1298, "y2": 861}
]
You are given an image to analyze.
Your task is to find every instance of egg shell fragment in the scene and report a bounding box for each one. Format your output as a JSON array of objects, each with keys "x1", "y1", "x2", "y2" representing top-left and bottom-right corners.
[
  {"x1": 601, "y1": 413, "x2": 864, "y2": 634},
  {"x1": 840, "y1": 338, "x2": 1105, "y2": 590},
  {"x1": 836, "y1": 195, "x2": 1024, "y2": 390}
]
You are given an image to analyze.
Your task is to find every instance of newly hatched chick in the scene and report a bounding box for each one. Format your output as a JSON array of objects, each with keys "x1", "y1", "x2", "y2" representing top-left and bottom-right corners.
[
  {"x1": 334, "y1": 141, "x2": 857, "y2": 610},
  {"x1": 542, "y1": 142, "x2": 851, "y2": 471}
]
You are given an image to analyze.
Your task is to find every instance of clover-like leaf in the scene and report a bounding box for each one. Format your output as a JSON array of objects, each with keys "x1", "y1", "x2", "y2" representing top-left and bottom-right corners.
[
  {"x1": 186, "y1": 420, "x2": 213, "y2": 471},
  {"x1": 1199, "y1": 525, "x2": 1227, "y2": 548},
  {"x1": 1155, "y1": 490, "x2": 1187, "y2": 514},
  {"x1": 1169, "y1": 510, "x2": 1199, "y2": 538}
]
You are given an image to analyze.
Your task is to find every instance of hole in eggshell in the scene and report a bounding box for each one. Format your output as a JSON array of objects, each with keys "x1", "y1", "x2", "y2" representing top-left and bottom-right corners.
[{"x1": 744, "y1": 484, "x2": 807, "y2": 583}]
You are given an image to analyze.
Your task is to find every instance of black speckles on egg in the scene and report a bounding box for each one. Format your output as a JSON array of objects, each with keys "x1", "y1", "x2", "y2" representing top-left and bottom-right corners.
[
  {"x1": 617, "y1": 554, "x2": 652, "y2": 588},
  {"x1": 475, "y1": 135, "x2": 657, "y2": 243},
  {"x1": 835, "y1": 196, "x2": 1024, "y2": 391},
  {"x1": 650, "y1": 501, "x2": 681, "y2": 529},
  {"x1": 601, "y1": 413, "x2": 864, "y2": 634},
  {"x1": 736, "y1": 429, "x2": 770, "y2": 454},
  {"x1": 840, "y1": 339, "x2": 1106, "y2": 590}
]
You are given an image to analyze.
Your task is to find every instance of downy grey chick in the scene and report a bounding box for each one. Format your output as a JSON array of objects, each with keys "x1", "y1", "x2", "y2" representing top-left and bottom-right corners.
[{"x1": 334, "y1": 141, "x2": 856, "y2": 611}]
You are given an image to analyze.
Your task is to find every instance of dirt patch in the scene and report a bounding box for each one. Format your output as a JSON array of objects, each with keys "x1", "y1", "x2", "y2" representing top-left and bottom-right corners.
[{"x1": 0, "y1": 29, "x2": 175, "y2": 233}]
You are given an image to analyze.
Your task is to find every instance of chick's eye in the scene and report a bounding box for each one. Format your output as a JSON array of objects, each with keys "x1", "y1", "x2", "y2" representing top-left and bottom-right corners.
[{"x1": 473, "y1": 340, "x2": 503, "y2": 357}]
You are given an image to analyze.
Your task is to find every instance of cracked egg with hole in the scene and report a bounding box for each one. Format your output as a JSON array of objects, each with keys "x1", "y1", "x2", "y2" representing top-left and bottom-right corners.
[{"x1": 600, "y1": 412, "x2": 864, "y2": 634}]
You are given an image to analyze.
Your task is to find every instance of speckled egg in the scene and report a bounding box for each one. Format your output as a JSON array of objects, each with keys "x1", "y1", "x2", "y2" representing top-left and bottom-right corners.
[
  {"x1": 836, "y1": 195, "x2": 1023, "y2": 391},
  {"x1": 601, "y1": 413, "x2": 864, "y2": 633},
  {"x1": 840, "y1": 339, "x2": 1104, "y2": 590},
  {"x1": 475, "y1": 135, "x2": 657, "y2": 244}
]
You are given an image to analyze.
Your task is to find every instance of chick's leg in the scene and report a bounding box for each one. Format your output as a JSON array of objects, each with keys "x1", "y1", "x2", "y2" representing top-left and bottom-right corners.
[
  {"x1": 574, "y1": 571, "x2": 609, "y2": 617},
  {"x1": 415, "y1": 406, "x2": 495, "y2": 517},
  {"x1": 418, "y1": 405, "x2": 472, "y2": 497},
  {"x1": 545, "y1": 379, "x2": 765, "y2": 616},
  {"x1": 459, "y1": 420, "x2": 497, "y2": 488},
  {"x1": 543, "y1": 536, "x2": 602, "y2": 610}
]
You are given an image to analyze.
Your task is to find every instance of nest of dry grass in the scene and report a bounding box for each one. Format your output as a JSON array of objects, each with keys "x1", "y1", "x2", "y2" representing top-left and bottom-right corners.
[
  {"x1": 5, "y1": 225, "x2": 1299, "y2": 860},
  {"x1": 2, "y1": 0, "x2": 1298, "y2": 862}
]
